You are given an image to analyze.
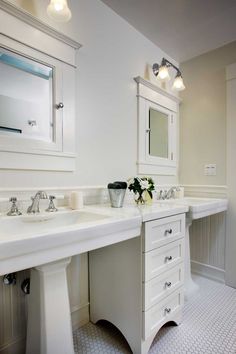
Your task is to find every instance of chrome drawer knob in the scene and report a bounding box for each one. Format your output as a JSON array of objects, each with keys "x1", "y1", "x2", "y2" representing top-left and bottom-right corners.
[
  {"x1": 165, "y1": 256, "x2": 173, "y2": 262},
  {"x1": 165, "y1": 281, "x2": 172, "y2": 288},
  {"x1": 165, "y1": 228, "x2": 173, "y2": 235},
  {"x1": 56, "y1": 102, "x2": 64, "y2": 110},
  {"x1": 165, "y1": 307, "x2": 171, "y2": 314}
]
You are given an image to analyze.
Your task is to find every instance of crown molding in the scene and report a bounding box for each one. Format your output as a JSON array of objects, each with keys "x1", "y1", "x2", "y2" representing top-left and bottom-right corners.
[
  {"x1": 134, "y1": 76, "x2": 182, "y2": 104},
  {"x1": 0, "y1": 0, "x2": 82, "y2": 49}
]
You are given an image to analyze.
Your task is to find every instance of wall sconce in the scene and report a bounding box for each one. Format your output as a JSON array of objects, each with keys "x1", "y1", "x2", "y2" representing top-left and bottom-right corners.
[
  {"x1": 152, "y1": 58, "x2": 186, "y2": 91},
  {"x1": 47, "y1": 0, "x2": 72, "y2": 22}
]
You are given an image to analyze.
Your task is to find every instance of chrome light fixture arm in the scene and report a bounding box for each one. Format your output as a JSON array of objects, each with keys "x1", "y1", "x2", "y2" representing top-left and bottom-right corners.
[
  {"x1": 153, "y1": 58, "x2": 181, "y2": 77},
  {"x1": 152, "y1": 57, "x2": 185, "y2": 91}
]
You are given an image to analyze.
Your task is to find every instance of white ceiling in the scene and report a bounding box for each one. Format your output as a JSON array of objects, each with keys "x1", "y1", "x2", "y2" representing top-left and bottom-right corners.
[{"x1": 100, "y1": 0, "x2": 236, "y2": 62}]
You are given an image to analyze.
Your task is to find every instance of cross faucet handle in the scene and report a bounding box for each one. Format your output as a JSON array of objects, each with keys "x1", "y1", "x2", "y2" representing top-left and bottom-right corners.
[
  {"x1": 46, "y1": 195, "x2": 58, "y2": 212},
  {"x1": 7, "y1": 197, "x2": 22, "y2": 216}
]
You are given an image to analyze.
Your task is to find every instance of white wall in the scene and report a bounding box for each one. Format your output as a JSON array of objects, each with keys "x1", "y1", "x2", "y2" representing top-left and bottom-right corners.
[
  {"x1": 0, "y1": 1, "x2": 179, "y2": 352},
  {"x1": 179, "y1": 42, "x2": 236, "y2": 286},
  {"x1": 180, "y1": 41, "x2": 236, "y2": 186},
  {"x1": 1, "y1": 0, "x2": 179, "y2": 188}
]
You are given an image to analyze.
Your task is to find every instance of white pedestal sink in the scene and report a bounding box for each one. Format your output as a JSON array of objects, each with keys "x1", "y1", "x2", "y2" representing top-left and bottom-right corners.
[
  {"x1": 156, "y1": 197, "x2": 228, "y2": 299},
  {"x1": 0, "y1": 208, "x2": 141, "y2": 354}
]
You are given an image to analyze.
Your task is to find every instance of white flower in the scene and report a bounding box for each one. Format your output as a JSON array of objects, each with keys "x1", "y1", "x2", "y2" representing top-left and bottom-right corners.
[
  {"x1": 127, "y1": 177, "x2": 134, "y2": 186},
  {"x1": 140, "y1": 179, "x2": 149, "y2": 190}
]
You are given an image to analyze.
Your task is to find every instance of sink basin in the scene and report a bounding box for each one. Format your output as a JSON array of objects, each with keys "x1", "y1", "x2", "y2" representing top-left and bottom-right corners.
[
  {"x1": 156, "y1": 197, "x2": 228, "y2": 219},
  {"x1": 0, "y1": 210, "x2": 110, "y2": 239},
  {"x1": 0, "y1": 207, "x2": 141, "y2": 276}
]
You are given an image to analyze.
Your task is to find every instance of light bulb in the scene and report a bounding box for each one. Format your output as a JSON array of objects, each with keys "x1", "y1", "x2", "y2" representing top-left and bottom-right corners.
[
  {"x1": 157, "y1": 65, "x2": 171, "y2": 81},
  {"x1": 172, "y1": 74, "x2": 186, "y2": 91},
  {"x1": 47, "y1": 0, "x2": 72, "y2": 22}
]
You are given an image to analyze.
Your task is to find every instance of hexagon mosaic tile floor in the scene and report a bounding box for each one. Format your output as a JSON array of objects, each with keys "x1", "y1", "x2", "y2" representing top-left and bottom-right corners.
[{"x1": 73, "y1": 276, "x2": 236, "y2": 353}]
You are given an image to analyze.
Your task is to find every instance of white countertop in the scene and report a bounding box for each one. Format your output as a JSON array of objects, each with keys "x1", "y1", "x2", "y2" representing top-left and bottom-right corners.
[{"x1": 0, "y1": 202, "x2": 188, "y2": 275}]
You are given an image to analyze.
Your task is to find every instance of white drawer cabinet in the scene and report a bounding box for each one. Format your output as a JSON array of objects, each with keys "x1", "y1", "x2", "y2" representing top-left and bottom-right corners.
[
  {"x1": 143, "y1": 263, "x2": 184, "y2": 311},
  {"x1": 90, "y1": 212, "x2": 185, "y2": 354},
  {"x1": 143, "y1": 214, "x2": 185, "y2": 252},
  {"x1": 143, "y1": 239, "x2": 184, "y2": 281},
  {"x1": 143, "y1": 288, "x2": 184, "y2": 340}
]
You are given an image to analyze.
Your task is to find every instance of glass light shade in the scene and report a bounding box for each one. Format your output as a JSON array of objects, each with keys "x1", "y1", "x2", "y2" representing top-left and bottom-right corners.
[
  {"x1": 172, "y1": 75, "x2": 186, "y2": 91},
  {"x1": 157, "y1": 65, "x2": 171, "y2": 81},
  {"x1": 47, "y1": 0, "x2": 72, "y2": 22}
]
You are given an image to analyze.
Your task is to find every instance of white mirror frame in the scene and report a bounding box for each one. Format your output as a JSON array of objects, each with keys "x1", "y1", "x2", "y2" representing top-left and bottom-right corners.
[
  {"x1": 0, "y1": 2, "x2": 81, "y2": 171},
  {"x1": 134, "y1": 76, "x2": 181, "y2": 176}
]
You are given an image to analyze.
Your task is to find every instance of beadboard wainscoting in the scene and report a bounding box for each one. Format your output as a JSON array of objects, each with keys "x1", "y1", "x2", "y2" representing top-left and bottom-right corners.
[
  {"x1": 183, "y1": 185, "x2": 228, "y2": 283},
  {"x1": 0, "y1": 186, "x2": 108, "y2": 354}
]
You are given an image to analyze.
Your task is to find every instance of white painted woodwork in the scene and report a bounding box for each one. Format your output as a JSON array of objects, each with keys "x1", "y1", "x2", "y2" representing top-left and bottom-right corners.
[
  {"x1": 183, "y1": 184, "x2": 228, "y2": 198},
  {"x1": 143, "y1": 239, "x2": 184, "y2": 281},
  {"x1": 143, "y1": 214, "x2": 185, "y2": 251},
  {"x1": 0, "y1": 270, "x2": 28, "y2": 354},
  {"x1": 26, "y1": 258, "x2": 74, "y2": 354},
  {"x1": 182, "y1": 185, "x2": 227, "y2": 283},
  {"x1": 190, "y1": 211, "x2": 226, "y2": 282},
  {"x1": 0, "y1": 185, "x2": 227, "y2": 353},
  {"x1": 134, "y1": 76, "x2": 179, "y2": 175},
  {"x1": 225, "y1": 62, "x2": 236, "y2": 288},
  {"x1": 0, "y1": 2, "x2": 81, "y2": 66},
  {"x1": 143, "y1": 289, "x2": 183, "y2": 340},
  {"x1": 0, "y1": 5, "x2": 80, "y2": 171},
  {"x1": 90, "y1": 211, "x2": 185, "y2": 354},
  {"x1": 143, "y1": 263, "x2": 184, "y2": 310}
]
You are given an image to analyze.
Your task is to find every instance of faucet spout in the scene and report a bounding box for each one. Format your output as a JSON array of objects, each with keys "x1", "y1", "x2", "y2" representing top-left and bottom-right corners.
[
  {"x1": 27, "y1": 191, "x2": 48, "y2": 214},
  {"x1": 166, "y1": 186, "x2": 180, "y2": 199}
]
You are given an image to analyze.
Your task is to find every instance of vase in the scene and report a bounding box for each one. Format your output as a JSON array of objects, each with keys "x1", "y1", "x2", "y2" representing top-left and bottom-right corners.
[
  {"x1": 134, "y1": 192, "x2": 145, "y2": 205},
  {"x1": 143, "y1": 190, "x2": 153, "y2": 205},
  {"x1": 134, "y1": 191, "x2": 153, "y2": 205}
]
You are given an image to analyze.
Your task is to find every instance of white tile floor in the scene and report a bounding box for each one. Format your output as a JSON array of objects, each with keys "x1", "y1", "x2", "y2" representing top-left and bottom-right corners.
[{"x1": 73, "y1": 276, "x2": 236, "y2": 353}]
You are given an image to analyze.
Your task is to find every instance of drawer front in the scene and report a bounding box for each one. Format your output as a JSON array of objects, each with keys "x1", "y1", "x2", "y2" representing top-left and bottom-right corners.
[
  {"x1": 143, "y1": 214, "x2": 185, "y2": 252},
  {"x1": 143, "y1": 263, "x2": 184, "y2": 311},
  {"x1": 143, "y1": 239, "x2": 184, "y2": 282},
  {"x1": 143, "y1": 288, "x2": 184, "y2": 340}
]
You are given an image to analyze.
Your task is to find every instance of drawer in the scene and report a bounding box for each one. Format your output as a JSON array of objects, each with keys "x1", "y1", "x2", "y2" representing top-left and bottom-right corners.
[
  {"x1": 143, "y1": 288, "x2": 184, "y2": 340},
  {"x1": 143, "y1": 214, "x2": 185, "y2": 252},
  {"x1": 143, "y1": 263, "x2": 184, "y2": 311},
  {"x1": 143, "y1": 239, "x2": 184, "y2": 281}
]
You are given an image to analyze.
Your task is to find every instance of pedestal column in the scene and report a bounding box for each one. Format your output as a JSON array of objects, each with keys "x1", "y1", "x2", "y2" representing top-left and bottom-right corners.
[
  {"x1": 184, "y1": 218, "x2": 199, "y2": 300},
  {"x1": 26, "y1": 257, "x2": 74, "y2": 354}
]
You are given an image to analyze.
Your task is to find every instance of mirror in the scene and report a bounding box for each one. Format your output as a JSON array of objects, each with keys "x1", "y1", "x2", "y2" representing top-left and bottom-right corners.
[
  {"x1": 0, "y1": 47, "x2": 54, "y2": 142},
  {"x1": 149, "y1": 108, "x2": 168, "y2": 158}
]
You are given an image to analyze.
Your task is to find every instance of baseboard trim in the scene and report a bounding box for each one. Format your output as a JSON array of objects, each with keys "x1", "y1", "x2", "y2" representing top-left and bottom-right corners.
[
  {"x1": 191, "y1": 260, "x2": 225, "y2": 283},
  {"x1": 71, "y1": 302, "x2": 90, "y2": 331}
]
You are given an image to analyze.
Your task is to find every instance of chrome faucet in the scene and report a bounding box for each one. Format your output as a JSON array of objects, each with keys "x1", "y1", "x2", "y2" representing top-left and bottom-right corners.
[
  {"x1": 27, "y1": 191, "x2": 48, "y2": 214},
  {"x1": 166, "y1": 186, "x2": 180, "y2": 199}
]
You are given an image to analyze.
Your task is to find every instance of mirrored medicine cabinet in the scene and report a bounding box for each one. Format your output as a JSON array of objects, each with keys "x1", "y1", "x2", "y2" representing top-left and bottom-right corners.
[
  {"x1": 134, "y1": 76, "x2": 181, "y2": 175},
  {"x1": 0, "y1": 47, "x2": 54, "y2": 143},
  {"x1": 0, "y1": 3, "x2": 81, "y2": 171}
]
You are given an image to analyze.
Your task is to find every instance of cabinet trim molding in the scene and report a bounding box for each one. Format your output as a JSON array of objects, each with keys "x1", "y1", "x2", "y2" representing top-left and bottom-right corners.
[
  {"x1": 135, "y1": 76, "x2": 179, "y2": 175},
  {"x1": 0, "y1": 0, "x2": 81, "y2": 50},
  {"x1": 134, "y1": 76, "x2": 181, "y2": 104}
]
